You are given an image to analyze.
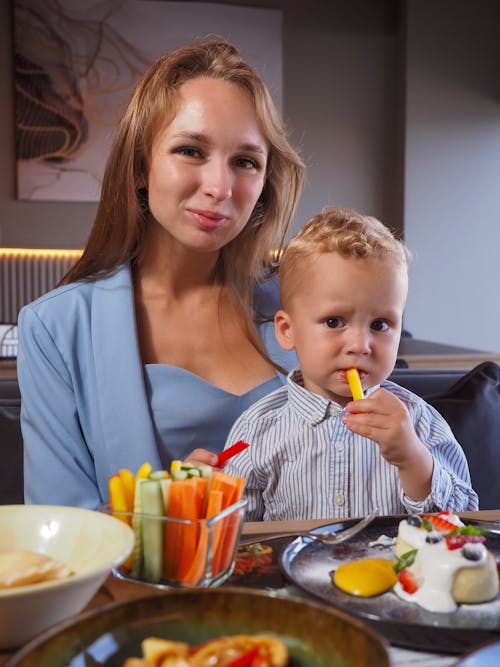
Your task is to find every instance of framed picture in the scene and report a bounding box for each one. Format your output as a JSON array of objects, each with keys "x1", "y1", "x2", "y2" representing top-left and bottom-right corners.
[{"x1": 13, "y1": 0, "x2": 282, "y2": 201}]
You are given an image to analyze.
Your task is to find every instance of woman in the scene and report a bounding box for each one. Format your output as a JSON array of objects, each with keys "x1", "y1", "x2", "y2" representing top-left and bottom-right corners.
[{"x1": 17, "y1": 39, "x2": 304, "y2": 509}]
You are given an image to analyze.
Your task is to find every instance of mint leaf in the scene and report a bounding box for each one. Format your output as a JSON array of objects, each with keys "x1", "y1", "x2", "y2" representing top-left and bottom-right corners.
[
  {"x1": 421, "y1": 519, "x2": 433, "y2": 532},
  {"x1": 395, "y1": 549, "x2": 418, "y2": 574}
]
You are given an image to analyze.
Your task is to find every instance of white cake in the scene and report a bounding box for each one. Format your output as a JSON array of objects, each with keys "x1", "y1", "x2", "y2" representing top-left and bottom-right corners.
[{"x1": 394, "y1": 512, "x2": 499, "y2": 612}]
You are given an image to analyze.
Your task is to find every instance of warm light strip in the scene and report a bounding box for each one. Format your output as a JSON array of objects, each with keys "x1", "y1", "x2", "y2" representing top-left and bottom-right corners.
[{"x1": 0, "y1": 248, "x2": 82, "y2": 258}]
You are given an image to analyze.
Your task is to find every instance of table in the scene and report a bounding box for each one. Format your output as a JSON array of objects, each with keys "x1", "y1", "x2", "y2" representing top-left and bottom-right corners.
[
  {"x1": 1, "y1": 510, "x2": 499, "y2": 666},
  {"x1": 397, "y1": 338, "x2": 500, "y2": 370}
]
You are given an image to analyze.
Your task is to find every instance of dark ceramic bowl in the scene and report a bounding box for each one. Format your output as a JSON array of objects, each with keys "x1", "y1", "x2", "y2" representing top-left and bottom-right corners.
[{"x1": 6, "y1": 587, "x2": 390, "y2": 667}]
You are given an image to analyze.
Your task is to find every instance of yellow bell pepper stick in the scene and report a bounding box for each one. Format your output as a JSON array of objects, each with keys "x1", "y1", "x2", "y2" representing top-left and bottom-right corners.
[
  {"x1": 170, "y1": 460, "x2": 182, "y2": 473},
  {"x1": 135, "y1": 461, "x2": 152, "y2": 482},
  {"x1": 109, "y1": 474, "x2": 128, "y2": 511},
  {"x1": 119, "y1": 468, "x2": 135, "y2": 512},
  {"x1": 346, "y1": 368, "x2": 364, "y2": 400}
]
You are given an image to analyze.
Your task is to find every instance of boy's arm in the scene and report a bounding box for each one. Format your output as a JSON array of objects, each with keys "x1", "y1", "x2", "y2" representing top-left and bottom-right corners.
[
  {"x1": 404, "y1": 401, "x2": 479, "y2": 512},
  {"x1": 343, "y1": 387, "x2": 478, "y2": 512}
]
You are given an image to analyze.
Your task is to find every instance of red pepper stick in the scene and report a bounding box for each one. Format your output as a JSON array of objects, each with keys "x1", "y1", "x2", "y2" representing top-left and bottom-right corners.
[
  {"x1": 225, "y1": 647, "x2": 260, "y2": 667},
  {"x1": 216, "y1": 440, "x2": 250, "y2": 467}
]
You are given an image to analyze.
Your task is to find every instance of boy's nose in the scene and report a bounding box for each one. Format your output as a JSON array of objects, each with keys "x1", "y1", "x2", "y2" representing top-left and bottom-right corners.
[
  {"x1": 202, "y1": 160, "x2": 232, "y2": 201},
  {"x1": 346, "y1": 329, "x2": 371, "y2": 355}
]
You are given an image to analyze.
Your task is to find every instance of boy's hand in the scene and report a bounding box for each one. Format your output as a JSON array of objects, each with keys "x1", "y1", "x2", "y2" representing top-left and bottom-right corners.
[
  {"x1": 341, "y1": 387, "x2": 433, "y2": 500},
  {"x1": 342, "y1": 387, "x2": 420, "y2": 466},
  {"x1": 185, "y1": 448, "x2": 219, "y2": 468}
]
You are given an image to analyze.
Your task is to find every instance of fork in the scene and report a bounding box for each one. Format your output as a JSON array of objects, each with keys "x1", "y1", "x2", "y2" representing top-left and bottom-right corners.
[{"x1": 239, "y1": 507, "x2": 380, "y2": 547}]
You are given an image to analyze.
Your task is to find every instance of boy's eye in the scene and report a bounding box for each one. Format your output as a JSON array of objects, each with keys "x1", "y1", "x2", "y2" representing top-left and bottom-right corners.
[
  {"x1": 325, "y1": 317, "x2": 342, "y2": 329},
  {"x1": 371, "y1": 319, "x2": 389, "y2": 332}
]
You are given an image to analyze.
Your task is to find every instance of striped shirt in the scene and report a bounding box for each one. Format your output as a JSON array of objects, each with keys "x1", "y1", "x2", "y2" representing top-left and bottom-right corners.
[{"x1": 224, "y1": 370, "x2": 478, "y2": 521}]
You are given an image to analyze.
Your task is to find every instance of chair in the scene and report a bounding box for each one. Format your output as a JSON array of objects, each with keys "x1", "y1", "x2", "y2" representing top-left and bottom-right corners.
[
  {"x1": 0, "y1": 378, "x2": 23, "y2": 504},
  {"x1": 390, "y1": 363, "x2": 500, "y2": 510}
]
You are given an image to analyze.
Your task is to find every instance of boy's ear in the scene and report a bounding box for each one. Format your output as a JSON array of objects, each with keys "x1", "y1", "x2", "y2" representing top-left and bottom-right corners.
[{"x1": 274, "y1": 309, "x2": 295, "y2": 350}]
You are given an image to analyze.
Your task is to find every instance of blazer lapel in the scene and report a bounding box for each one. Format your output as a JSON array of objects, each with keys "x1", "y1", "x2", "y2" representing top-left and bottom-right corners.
[{"x1": 91, "y1": 265, "x2": 162, "y2": 473}]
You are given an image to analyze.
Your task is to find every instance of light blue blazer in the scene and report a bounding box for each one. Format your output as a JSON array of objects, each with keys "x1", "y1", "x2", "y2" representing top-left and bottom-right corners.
[{"x1": 17, "y1": 264, "x2": 296, "y2": 509}]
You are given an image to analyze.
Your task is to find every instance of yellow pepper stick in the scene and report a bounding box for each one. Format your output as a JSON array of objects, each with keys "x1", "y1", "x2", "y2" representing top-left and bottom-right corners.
[
  {"x1": 119, "y1": 468, "x2": 135, "y2": 512},
  {"x1": 346, "y1": 368, "x2": 364, "y2": 400},
  {"x1": 135, "y1": 461, "x2": 152, "y2": 482},
  {"x1": 170, "y1": 460, "x2": 182, "y2": 473},
  {"x1": 108, "y1": 475, "x2": 128, "y2": 514}
]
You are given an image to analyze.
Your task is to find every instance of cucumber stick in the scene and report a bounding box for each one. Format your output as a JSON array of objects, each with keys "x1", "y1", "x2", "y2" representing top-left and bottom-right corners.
[
  {"x1": 131, "y1": 478, "x2": 146, "y2": 577},
  {"x1": 141, "y1": 479, "x2": 165, "y2": 581}
]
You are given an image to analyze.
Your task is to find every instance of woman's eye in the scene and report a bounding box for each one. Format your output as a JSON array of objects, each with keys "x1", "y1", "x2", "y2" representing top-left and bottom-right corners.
[
  {"x1": 174, "y1": 146, "x2": 202, "y2": 158},
  {"x1": 235, "y1": 156, "x2": 260, "y2": 170},
  {"x1": 371, "y1": 319, "x2": 389, "y2": 332},
  {"x1": 325, "y1": 317, "x2": 342, "y2": 329}
]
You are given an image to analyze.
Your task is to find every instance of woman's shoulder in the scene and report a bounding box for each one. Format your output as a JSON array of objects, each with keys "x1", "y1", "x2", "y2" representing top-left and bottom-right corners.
[
  {"x1": 253, "y1": 274, "x2": 281, "y2": 321},
  {"x1": 18, "y1": 264, "x2": 131, "y2": 328}
]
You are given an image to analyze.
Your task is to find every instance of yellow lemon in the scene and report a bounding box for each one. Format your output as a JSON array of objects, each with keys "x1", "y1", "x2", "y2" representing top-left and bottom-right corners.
[{"x1": 333, "y1": 558, "x2": 397, "y2": 597}]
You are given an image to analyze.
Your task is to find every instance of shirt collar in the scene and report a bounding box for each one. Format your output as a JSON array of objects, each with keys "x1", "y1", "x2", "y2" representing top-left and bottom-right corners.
[{"x1": 286, "y1": 368, "x2": 380, "y2": 424}]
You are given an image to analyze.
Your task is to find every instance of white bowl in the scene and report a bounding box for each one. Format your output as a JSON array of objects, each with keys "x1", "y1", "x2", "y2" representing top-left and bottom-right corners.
[{"x1": 0, "y1": 504, "x2": 134, "y2": 649}]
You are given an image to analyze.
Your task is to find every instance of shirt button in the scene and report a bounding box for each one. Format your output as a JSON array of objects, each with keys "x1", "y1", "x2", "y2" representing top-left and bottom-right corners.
[
  {"x1": 335, "y1": 494, "x2": 345, "y2": 506},
  {"x1": 311, "y1": 412, "x2": 323, "y2": 423},
  {"x1": 334, "y1": 441, "x2": 344, "y2": 453}
]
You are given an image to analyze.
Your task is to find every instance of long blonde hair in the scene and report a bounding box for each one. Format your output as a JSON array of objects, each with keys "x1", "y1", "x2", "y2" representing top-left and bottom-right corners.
[{"x1": 62, "y1": 40, "x2": 304, "y2": 320}]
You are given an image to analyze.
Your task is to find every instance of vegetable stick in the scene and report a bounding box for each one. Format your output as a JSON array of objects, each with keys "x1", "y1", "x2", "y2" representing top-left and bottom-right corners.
[
  {"x1": 135, "y1": 461, "x2": 152, "y2": 481},
  {"x1": 181, "y1": 489, "x2": 224, "y2": 585},
  {"x1": 216, "y1": 440, "x2": 250, "y2": 467},
  {"x1": 177, "y1": 478, "x2": 204, "y2": 582},
  {"x1": 141, "y1": 479, "x2": 164, "y2": 582},
  {"x1": 119, "y1": 468, "x2": 135, "y2": 512},
  {"x1": 346, "y1": 368, "x2": 364, "y2": 400},
  {"x1": 163, "y1": 480, "x2": 184, "y2": 579},
  {"x1": 109, "y1": 475, "x2": 128, "y2": 515},
  {"x1": 131, "y1": 478, "x2": 146, "y2": 577},
  {"x1": 217, "y1": 476, "x2": 246, "y2": 573},
  {"x1": 209, "y1": 472, "x2": 242, "y2": 574}
]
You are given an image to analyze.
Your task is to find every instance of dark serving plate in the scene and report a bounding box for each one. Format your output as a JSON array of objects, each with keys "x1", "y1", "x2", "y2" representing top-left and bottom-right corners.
[
  {"x1": 280, "y1": 515, "x2": 500, "y2": 654},
  {"x1": 5, "y1": 587, "x2": 390, "y2": 667}
]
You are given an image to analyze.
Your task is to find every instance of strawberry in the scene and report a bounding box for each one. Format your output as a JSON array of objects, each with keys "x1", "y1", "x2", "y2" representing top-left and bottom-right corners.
[
  {"x1": 398, "y1": 568, "x2": 420, "y2": 594},
  {"x1": 422, "y1": 514, "x2": 457, "y2": 533},
  {"x1": 445, "y1": 534, "x2": 486, "y2": 550}
]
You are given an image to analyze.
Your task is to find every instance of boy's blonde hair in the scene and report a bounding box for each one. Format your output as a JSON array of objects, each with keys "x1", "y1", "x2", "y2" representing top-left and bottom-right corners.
[{"x1": 279, "y1": 206, "x2": 410, "y2": 308}]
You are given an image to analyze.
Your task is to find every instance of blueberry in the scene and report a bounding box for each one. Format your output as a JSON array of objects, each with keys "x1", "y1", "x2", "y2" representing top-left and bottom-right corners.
[
  {"x1": 425, "y1": 531, "x2": 443, "y2": 544},
  {"x1": 461, "y1": 543, "x2": 485, "y2": 561},
  {"x1": 407, "y1": 515, "x2": 423, "y2": 528}
]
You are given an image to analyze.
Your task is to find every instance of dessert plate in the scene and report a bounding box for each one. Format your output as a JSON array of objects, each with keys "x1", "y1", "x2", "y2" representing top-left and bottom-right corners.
[{"x1": 280, "y1": 515, "x2": 500, "y2": 654}]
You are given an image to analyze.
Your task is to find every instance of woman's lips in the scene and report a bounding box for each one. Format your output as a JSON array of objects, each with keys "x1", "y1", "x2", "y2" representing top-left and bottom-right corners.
[{"x1": 188, "y1": 209, "x2": 228, "y2": 231}]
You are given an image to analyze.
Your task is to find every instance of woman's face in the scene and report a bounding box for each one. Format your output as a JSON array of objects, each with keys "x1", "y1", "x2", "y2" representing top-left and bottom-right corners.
[{"x1": 146, "y1": 76, "x2": 269, "y2": 255}]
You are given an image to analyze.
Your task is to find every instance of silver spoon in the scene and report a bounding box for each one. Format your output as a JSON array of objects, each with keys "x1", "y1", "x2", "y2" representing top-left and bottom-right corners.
[{"x1": 239, "y1": 507, "x2": 380, "y2": 547}]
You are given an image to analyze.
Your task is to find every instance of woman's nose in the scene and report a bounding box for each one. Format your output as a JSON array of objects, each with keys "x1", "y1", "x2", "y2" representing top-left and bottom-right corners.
[{"x1": 202, "y1": 160, "x2": 232, "y2": 201}]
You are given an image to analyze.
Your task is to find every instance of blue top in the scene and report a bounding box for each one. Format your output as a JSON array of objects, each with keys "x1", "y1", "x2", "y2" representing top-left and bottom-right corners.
[
  {"x1": 144, "y1": 364, "x2": 282, "y2": 464},
  {"x1": 17, "y1": 264, "x2": 296, "y2": 509},
  {"x1": 225, "y1": 369, "x2": 479, "y2": 520}
]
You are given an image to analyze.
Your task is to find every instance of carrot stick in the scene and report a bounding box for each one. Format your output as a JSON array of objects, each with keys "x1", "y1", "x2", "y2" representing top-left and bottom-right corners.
[
  {"x1": 177, "y1": 478, "x2": 204, "y2": 582},
  {"x1": 182, "y1": 489, "x2": 223, "y2": 585},
  {"x1": 209, "y1": 472, "x2": 242, "y2": 575},
  {"x1": 163, "y1": 480, "x2": 184, "y2": 579},
  {"x1": 217, "y1": 475, "x2": 246, "y2": 572}
]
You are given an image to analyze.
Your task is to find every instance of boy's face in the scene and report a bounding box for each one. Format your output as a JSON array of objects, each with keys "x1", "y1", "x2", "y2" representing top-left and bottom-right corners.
[{"x1": 275, "y1": 251, "x2": 407, "y2": 406}]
